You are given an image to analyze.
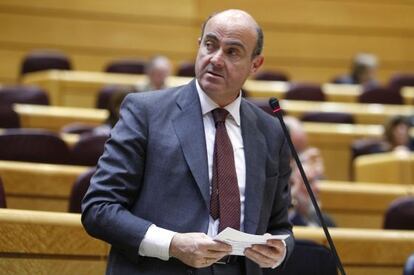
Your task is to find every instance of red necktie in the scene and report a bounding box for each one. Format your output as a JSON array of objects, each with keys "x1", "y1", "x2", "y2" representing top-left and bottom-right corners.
[{"x1": 210, "y1": 108, "x2": 241, "y2": 232}]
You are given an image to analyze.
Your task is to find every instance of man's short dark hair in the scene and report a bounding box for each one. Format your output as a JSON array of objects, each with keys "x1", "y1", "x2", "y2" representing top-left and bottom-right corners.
[{"x1": 200, "y1": 13, "x2": 264, "y2": 58}]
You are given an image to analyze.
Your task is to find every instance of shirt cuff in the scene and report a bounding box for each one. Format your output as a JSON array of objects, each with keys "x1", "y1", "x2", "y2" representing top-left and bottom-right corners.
[
  {"x1": 271, "y1": 239, "x2": 287, "y2": 269},
  {"x1": 138, "y1": 224, "x2": 176, "y2": 261}
]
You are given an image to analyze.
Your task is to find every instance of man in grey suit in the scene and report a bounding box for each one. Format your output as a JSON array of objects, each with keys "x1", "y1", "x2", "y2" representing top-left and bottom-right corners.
[{"x1": 82, "y1": 9, "x2": 294, "y2": 275}]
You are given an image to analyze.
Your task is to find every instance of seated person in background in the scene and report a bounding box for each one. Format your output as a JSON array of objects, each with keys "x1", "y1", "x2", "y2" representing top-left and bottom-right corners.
[
  {"x1": 137, "y1": 55, "x2": 172, "y2": 91},
  {"x1": 93, "y1": 90, "x2": 130, "y2": 136},
  {"x1": 334, "y1": 53, "x2": 379, "y2": 88},
  {"x1": 383, "y1": 115, "x2": 414, "y2": 154},
  {"x1": 284, "y1": 116, "x2": 335, "y2": 227}
]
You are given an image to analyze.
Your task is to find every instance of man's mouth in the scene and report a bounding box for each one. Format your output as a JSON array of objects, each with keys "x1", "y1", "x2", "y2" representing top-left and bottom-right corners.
[{"x1": 207, "y1": 71, "x2": 223, "y2": 78}]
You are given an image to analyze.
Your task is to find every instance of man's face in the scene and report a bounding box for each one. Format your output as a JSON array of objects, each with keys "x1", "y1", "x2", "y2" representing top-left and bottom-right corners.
[{"x1": 195, "y1": 13, "x2": 263, "y2": 106}]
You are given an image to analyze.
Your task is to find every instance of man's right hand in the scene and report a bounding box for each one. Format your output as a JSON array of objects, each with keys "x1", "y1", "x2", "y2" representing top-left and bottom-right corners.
[{"x1": 169, "y1": 232, "x2": 232, "y2": 268}]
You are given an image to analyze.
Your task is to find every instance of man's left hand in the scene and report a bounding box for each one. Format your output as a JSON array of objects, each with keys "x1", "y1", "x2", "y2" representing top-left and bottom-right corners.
[{"x1": 244, "y1": 239, "x2": 286, "y2": 268}]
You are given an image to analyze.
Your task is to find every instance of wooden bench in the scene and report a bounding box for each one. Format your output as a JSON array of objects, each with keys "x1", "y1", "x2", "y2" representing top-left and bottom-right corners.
[
  {"x1": 355, "y1": 152, "x2": 414, "y2": 184},
  {"x1": 319, "y1": 181, "x2": 414, "y2": 229},
  {"x1": 0, "y1": 160, "x2": 89, "y2": 212},
  {"x1": 1, "y1": 208, "x2": 413, "y2": 275},
  {"x1": 13, "y1": 104, "x2": 108, "y2": 132},
  {"x1": 0, "y1": 209, "x2": 108, "y2": 275}
]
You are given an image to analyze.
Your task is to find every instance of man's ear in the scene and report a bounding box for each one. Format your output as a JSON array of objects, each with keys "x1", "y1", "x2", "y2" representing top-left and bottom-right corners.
[{"x1": 251, "y1": 55, "x2": 264, "y2": 74}]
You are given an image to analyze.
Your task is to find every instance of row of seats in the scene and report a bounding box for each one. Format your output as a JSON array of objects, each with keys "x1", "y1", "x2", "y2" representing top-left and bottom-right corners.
[{"x1": 0, "y1": 129, "x2": 107, "y2": 166}]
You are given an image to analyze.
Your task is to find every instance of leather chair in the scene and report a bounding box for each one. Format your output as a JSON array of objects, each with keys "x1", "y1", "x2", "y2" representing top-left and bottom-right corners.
[
  {"x1": 359, "y1": 87, "x2": 403, "y2": 105},
  {"x1": 0, "y1": 106, "x2": 20, "y2": 128},
  {"x1": 388, "y1": 73, "x2": 414, "y2": 93},
  {"x1": 0, "y1": 177, "x2": 6, "y2": 208},
  {"x1": 96, "y1": 85, "x2": 137, "y2": 109},
  {"x1": 404, "y1": 254, "x2": 414, "y2": 275},
  {"x1": 254, "y1": 70, "x2": 289, "y2": 82},
  {"x1": 0, "y1": 85, "x2": 49, "y2": 105},
  {"x1": 68, "y1": 167, "x2": 96, "y2": 213},
  {"x1": 70, "y1": 133, "x2": 108, "y2": 166},
  {"x1": 264, "y1": 239, "x2": 338, "y2": 275},
  {"x1": 285, "y1": 83, "x2": 325, "y2": 101},
  {"x1": 61, "y1": 122, "x2": 95, "y2": 135},
  {"x1": 0, "y1": 129, "x2": 71, "y2": 164},
  {"x1": 301, "y1": 112, "x2": 354, "y2": 124},
  {"x1": 20, "y1": 50, "x2": 71, "y2": 76},
  {"x1": 384, "y1": 197, "x2": 414, "y2": 230},
  {"x1": 176, "y1": 62, "x2": 195, "y2": 77},
  {"x1": 105, "y1": 59, "x2": 146, "y2": 75}
]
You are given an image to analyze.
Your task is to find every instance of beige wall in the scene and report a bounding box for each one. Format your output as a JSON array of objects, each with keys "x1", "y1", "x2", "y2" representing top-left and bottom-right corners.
[{"x1": 0, "y1": 0, "x2": 413, "y2": 84}]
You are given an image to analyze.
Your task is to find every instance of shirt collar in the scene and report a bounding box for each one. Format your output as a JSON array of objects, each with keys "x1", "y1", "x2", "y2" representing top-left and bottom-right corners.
[{"x1": 196, "y1": 80, "x2": 241, "y2": 126}]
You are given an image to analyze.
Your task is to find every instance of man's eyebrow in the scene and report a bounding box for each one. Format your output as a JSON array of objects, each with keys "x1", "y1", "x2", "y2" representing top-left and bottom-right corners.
[
  {"x1": 225, "y1": 40, "x2": 246, "y2": 51},
  {"x1": 204, "y1": 33, "x2": 219, "y2": 41}
]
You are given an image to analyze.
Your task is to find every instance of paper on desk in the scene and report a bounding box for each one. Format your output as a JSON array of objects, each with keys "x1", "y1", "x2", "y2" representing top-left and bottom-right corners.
[{"x1": 214, "y1": 227, "x2": 289, "y2": 256}]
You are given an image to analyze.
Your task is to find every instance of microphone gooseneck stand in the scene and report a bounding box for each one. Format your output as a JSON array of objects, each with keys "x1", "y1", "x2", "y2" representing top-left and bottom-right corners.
[{"x1": 269, "y1": 97, "x2": 346, "y2": 275}]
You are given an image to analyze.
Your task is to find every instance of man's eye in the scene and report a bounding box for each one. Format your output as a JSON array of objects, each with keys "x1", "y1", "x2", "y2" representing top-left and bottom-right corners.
[
  {"x1": 205, "y1": 41, "x2": 214, "y2": 50},
  {"x1": 228, "y1": 48, "x2": 239, "y2": 56}
]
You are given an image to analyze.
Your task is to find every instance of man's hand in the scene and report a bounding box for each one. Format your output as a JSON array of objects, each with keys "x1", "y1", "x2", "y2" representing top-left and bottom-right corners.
[
  {"x1": 244, "y1": 238, "x2": 286, "y2": 268},
  {"x1": 169, "y1": 232, "x2": 232, "y2": 268}
]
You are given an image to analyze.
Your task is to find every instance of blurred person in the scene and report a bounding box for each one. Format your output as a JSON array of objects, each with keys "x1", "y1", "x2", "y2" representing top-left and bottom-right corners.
[
  {"x1": 284, "y1": 116, "x2": 334, "y2": 227},
  {"x1": 383, "y1": 115, "x2": 414, "y2": 154},
  {"x1": 139, "y1": 55, "x2": 172, "y2": 91},
  {"x1": 334, "y1": 53, "x2": 379, "y2": 88}
]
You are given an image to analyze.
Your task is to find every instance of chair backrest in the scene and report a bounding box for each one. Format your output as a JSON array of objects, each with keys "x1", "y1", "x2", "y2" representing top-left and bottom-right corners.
[
  {"x1": 0, "y1": 177, "x2": 6, "y2": 208},
  {"x1": 384, "y1": 196, "x2": 414, "y2": 230},
  {"x1": 301, "y1": 112, "x2": 354, "y2": 124},
  {"x1": 285, "y1": 83, "x2": 325, "y2": 101},
  {"x1": 68, "y1": 167, "x2": 96, "y2": 213},
  {"x1": 176, "y1": 62, "x2": 195, "y2": 77},
  {"x1": 389, "y1": 73, "x2": 414, "y2": 93},
  {"x1": 254, "y1": 70, "x2": 289, "y2": 82},
  {"x1": 105, "y1": 59, "x2": 146, "y2": 74},
  {"x1": 0, "y1": 129, "x2": 71, "y2": 164},
  {"x1": 404, "y1": 254, "x2": 414, "y2": 275},
  {"x1": 20, "y1": 50, "x2": 71, "y2": 76},
  {"x1": 264, "y1": 239, "x2": 338, "y2": 275},
  {"x1": 0, "y1": 106, "x2": 20, "y2": 128},
  {"x1": 70, "y1": 133, "x2": 108, "y2": 166},
  {"x1": 96, "y1": 85, "x2": 136, "y2": 110},
  {"x1": 351, "y1": 138, "x2": 385, "y2": 160},
  {"x1": 0, "y1": 85, "x2": 49, "y2": 105},
  {"x1": 358, "y1": 87, "x2": 403, "y2": 105}
]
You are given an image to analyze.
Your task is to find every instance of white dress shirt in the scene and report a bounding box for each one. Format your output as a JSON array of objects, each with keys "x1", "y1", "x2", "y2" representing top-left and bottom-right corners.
[{"x1": 138, "y1": 81, "x2": 285, "y2": 267}]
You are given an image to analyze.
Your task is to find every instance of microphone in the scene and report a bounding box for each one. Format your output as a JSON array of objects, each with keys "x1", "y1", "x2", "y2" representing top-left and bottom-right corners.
[{"x1": 269, "y1": 97, "x2": 346, "y2": 275}]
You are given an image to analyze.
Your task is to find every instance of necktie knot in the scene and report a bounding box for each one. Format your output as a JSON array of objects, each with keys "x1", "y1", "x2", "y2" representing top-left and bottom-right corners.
[{"x1": 212, "y1": 108, "x2": 229, "y2": 126}]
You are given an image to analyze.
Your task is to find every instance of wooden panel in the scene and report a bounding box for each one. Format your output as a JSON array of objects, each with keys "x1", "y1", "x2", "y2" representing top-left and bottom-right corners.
[
  {"x1": 0, "y1": 12, "x2": 197, "y2": 55},
  {"x1": 198, "y1": 0, "x2": 414, "y2": 31},
  {"x1": 0, "y1": 0, "x2": 197, "y2": 21},
  {"x1": 355, "y1": 152, "x2": 414, "y2": 184}
]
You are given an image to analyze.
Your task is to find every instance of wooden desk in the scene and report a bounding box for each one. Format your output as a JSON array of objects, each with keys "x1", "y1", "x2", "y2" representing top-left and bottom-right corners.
[
  {"x1": 294, "y1": 226, "x2": 414, "y2": 275},
  {"x1": 1, "y1": 208, "x2": 413, "y2": 275},
  {"x1": 245, "y1": 80, "x2": 414, "y2": 105},
  {"x1": 355, "y1": 152, "x2": 414, "y2": 184},
  {"x1": 0, "y1": 160, "x2": 89, "y2": 211},
  {"x1": 13, "y1": 104, "x2": 108, "y2": 132},
  {"x1": 0, "y1": 209, "x2": 108, "y2": 275},
  {"x1": 23, "y1": 70, "x2": 414, "y2": 108},
  {"x1": 280, "y1": 100, "x2": 414, "y2": 125},
  {"x1": 319, "y1": 181, "x2": 414, "y2": 228},
  {"x1": 22, "y1": 70, "x2": 192, "y2": 108}
]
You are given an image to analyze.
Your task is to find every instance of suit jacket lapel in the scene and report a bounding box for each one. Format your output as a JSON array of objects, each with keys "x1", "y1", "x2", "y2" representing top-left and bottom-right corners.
[
  {"x1": 172, "y1": 81, "x2": 210, "y2": 210},
  {"x1": 241, "y1": 101, "x2": 267, "y2": 234}
]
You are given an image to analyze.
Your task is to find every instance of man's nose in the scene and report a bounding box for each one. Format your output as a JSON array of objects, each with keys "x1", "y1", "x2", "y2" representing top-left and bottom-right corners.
[{"x1": 210, "y1": 49, "x2": 224, "y2": 67}]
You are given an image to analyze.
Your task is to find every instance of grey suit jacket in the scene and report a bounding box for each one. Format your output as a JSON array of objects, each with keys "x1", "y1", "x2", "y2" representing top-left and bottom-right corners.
[{"x1": 81, "y1": 80, "x2": 293, "y2": 275}]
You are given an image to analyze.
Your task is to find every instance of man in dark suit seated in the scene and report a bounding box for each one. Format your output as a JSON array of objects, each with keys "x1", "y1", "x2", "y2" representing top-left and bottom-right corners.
[{"x1": 82, "y1": 9, "x2": 294, "y2": 275}]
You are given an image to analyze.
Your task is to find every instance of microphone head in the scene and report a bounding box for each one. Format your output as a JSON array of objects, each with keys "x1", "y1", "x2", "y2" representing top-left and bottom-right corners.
[{"x1": 269, "y1": 97, "x2": 280, "y2": 110}]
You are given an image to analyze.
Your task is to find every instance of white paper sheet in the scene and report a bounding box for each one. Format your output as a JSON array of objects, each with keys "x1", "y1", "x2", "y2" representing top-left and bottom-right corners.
[{"x1": 214, "y1": 227, "x2": 289, "y2": 256}]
